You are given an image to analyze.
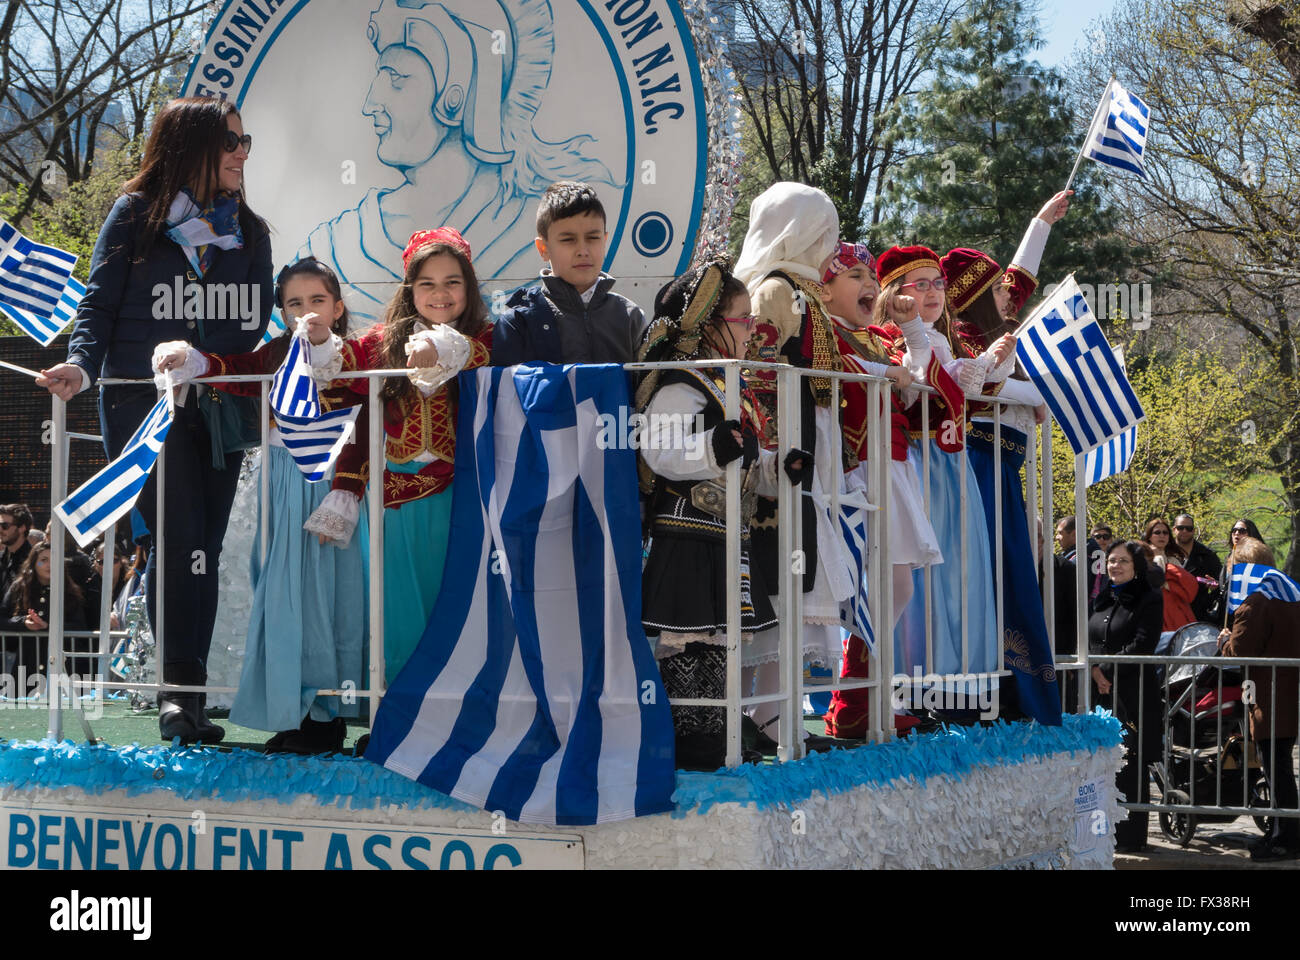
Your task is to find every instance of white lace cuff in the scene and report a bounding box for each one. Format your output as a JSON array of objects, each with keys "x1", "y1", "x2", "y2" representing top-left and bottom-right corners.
[
  {"x1": 304, "y1": 490, "x2": 360, "y2": 548},
  {"x1": 306, "y1": 333, "x2": 344, "y2": 383},
  {"x1": 981, "y1": 345, "x2": 1016, "y2": 383},
  {"x1": 406, "y1": 324, "x2": 472, "y2": 396},
  {"x1": 957, "y1": 357, "x2": 991, "y2": 398},
  {"x1": 151, "y1": 342, "x2": 208, "y2": 390}
]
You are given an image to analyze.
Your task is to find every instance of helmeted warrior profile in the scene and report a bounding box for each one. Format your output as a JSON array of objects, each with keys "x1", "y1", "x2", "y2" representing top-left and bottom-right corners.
[{"x1": 300, "y1": 0, "x2": 618, "y2": 327}]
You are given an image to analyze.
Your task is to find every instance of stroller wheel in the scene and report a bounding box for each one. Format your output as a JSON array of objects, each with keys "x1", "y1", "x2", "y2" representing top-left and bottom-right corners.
[
  {"x1": 1250, "y1": 776, "x2": 1273, "y2": 837},
  {"x1": 1159, "y1": 789, "x2": 1196, "y2": 847}
]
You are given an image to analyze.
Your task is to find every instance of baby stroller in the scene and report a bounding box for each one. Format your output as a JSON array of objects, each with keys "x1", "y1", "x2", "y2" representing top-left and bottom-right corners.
[{"x1": 1151, "y1": 622, "x2": 1273, "y2": 846}]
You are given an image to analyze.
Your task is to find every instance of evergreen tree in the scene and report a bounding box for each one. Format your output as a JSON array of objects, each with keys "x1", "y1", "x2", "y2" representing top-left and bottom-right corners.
[{"x1": 871, "y1": 0, "x2": 1135, "y2": 285}]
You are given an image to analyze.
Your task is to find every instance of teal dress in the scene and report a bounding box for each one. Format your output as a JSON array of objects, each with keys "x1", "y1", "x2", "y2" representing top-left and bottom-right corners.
[{"x1": 230, "y1": 445, "x2": 367, "y2": 732}]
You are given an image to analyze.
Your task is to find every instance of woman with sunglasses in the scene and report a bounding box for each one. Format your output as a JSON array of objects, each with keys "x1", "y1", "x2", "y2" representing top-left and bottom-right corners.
[
  {"x1": 1139, "y1": 517, "x2": 1197, "y2": 632},
  {"x1": 1207, "y1": 518, "x2": 1265, "y2": 625},
  {"x1": 37, "y1": 97, "x2": 273, "y2": 744}
]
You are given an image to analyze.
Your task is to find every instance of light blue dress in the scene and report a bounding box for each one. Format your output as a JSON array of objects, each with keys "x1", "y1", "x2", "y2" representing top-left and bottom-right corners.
[
  {"x1": 230, "y1": 445, "x2": 367, "y2": 732},
  {"x1": 894, "y1": 437, "x2": 999, "y2": 677},
  {"x1": 381, "y1": 460, "x2": 455, "y2": 684}
]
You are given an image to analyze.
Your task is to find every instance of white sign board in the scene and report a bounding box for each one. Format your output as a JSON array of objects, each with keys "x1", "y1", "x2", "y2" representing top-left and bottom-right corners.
[{"x1": 1, "y1": 800, "x2": 584, "y2": 870}]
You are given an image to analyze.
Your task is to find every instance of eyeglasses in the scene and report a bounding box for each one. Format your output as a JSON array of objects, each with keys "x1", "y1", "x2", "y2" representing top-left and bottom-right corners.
[
  {"x1": 224, "y1": 130, "x2": 253, "y2": 154},
  {"x1": 1174, "y1": 524, "x2": 1194, "y2": 532},
  {"x1": 721, "y1": 315, "x2": 756, "y2": 331},
  {"x1": 899, "y1": 278, "x2": 946, "y2": 293}
]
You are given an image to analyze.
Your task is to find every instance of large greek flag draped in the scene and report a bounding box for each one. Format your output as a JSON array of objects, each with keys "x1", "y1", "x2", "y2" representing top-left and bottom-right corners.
[
  {"x1": 269, "y1": 333, "x2": 357, "y2": 482},
  {"x1": 54, "y1": 392, "x2": 174, "y2": 548},
  {"x1": 1083, "y1": 79, "x2": 1151, "y2": 178},
  {"x1": 1015, "y1": 276, "x2": 1145, "y2": 454},
  {"x1": 1228, "y1": 563, "x2": 1300, "y2": 613},
  {"x1": 0, "y1": 217, "x2": 85, "y2": 346},
  {"x1": 366, "y1": 364, "x2": 675, "y2": 825}
]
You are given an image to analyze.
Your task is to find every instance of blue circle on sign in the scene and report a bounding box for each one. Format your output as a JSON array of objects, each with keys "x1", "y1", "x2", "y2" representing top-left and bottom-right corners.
[{"x1": 632, "y1": 212, "x2": 674, "y2": 258}]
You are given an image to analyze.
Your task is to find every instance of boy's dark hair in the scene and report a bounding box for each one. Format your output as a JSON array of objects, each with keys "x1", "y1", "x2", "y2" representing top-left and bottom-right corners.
[
  {"x1": 535, "y1": 181, "x2": 606, "y2": 239},
  {"x1": 1, "y1": 504, "x2": 33, "y2": 534}
]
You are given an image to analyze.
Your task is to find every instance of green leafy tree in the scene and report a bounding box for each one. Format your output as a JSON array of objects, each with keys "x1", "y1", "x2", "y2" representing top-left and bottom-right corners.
[{"x1": 873, "y1": 0, "x2": 1134, "y2": 284}]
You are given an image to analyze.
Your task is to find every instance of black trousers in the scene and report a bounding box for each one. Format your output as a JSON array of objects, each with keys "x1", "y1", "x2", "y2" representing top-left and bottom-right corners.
[
  {"x1": 100, "y1": 386, "x2": 243, "y2": 689},
  {"x1": 1257, "y1": 736, "x2": 1299, "y2": 847}
]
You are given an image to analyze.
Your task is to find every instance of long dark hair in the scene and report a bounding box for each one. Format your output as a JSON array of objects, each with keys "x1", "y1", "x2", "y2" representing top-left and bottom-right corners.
[
  {"x1": 1142, "y1": 517, "x2": 1185, "y2": 561},
  {"x1": 275, "y1": 258, "x2": 351, "y2": 337},
  {"x1": 7, "y1": 544, "x2": 83, "y2": 616},
  {"x1": 123, "y1": 97, "x2": 266, "y2": 256},
  {"x1": 956, "y1": 287, "x2": 1013, "y2": 349},
  {"x1": 378, "y1": 242, "x2": 488, "y2": 403}
]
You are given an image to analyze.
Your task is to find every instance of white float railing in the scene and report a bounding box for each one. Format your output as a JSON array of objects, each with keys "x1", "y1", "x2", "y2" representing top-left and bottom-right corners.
[{"x1": 33, "y1": 359, "x2": 1062, "y2": 760}]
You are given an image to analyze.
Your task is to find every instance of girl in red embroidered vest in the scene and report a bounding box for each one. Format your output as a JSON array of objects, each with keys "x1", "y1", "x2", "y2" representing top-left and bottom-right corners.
[
  {"x1": 634, "y1": 261, "x2": 809, "y2": 769},
  {"x1": 307, "y1": 228, "x2": 493, "y2": 683},
  {"x1": 872, "y1": 246, "x2": 1011, "y2": 690},
  {"x1": 818, "y1": 242, "x2": 944, "y2": 738},
  {"x1": 151, "y1": 258, "x2": 367, "y2": 753}
]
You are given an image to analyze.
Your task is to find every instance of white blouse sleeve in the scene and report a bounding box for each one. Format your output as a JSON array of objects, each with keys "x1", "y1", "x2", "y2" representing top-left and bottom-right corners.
[
  {"x1": 1010, "y1": 217, "x2": 1051, "y2": 278},
  {"x1": 640, "y1": 383, "x2": 724, "y2": 481},
  {"x1": 407, "y1": 324, "x2": 472, "y2": 397}
]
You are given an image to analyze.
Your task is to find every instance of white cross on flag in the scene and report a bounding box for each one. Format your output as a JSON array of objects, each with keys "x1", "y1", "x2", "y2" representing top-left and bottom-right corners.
[{"x1": 1015, "y1": 276, "x2": 1145, "y2": 455}]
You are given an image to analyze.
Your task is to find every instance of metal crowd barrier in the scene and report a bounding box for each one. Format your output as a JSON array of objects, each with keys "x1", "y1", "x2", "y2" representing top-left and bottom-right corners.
[{"x1": 33, "y1": 358, "x2": 1056, "y2": 767}]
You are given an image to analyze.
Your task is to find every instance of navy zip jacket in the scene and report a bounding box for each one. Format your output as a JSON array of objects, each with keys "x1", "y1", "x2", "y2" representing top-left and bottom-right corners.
[
  {"x1": 66, "y1": 193, "x2": 273, "y2": 386},
  {"x1": 491, "y1": 271, "x2": 646, "y2": 366}
]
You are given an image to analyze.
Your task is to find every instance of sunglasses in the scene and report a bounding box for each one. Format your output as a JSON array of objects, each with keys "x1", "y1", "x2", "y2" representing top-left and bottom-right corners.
[
  {"x1": 1231, "y1": 527, "x2": 1250, "y2": 536},
  {"x1": 0, "y1": 522, "x2": 12, "y2": 530},
  {"x1": 899, "y1": 278, "x2": 946, "y2": 293},
  {"x1": 1151, "y1": 528, "x2": 1170, "y2": 536},
  {"x1": 224, "y1": 130, "x2": 253, "y2": 154},
  {"x1": 1174, "y1": 524, "x2": 1194, "y2": 532}
]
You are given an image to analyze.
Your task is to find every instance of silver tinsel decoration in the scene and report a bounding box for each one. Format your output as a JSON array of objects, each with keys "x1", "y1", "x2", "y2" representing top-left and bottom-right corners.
[
  {"x1": 681, "y1": 0, "x2": 743, "y2": 262},
  {"x1": 116, "y1": 592, "x2": 157, "y2": 713}
]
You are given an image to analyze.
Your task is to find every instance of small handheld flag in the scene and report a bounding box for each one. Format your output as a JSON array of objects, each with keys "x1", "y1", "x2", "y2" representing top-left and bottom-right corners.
[
  {"x1": 1084, "y1": 347, "x2": 1138, "y2": 485},
  {"x1": 837, "y1": 504, "x2": 876, "y2": 650},
  {"x1": 54, "y1": 391, "x2": 174, "y2": 548},
  {"x1": 268, "y1": 330, "x2": 356, "y2": 482},
  {"x1": 0, "y1": 218, "x2": 85, "y2": 345},
  {"x1": 1065, "y1": 78, "x2": 1152, "y2": 189},
  {"x1": 1228, "y1": 563, "x2": 1300, "y2": 613},
  {"x1": 1014, "y1": 276, "x2": 1145, "y2": 455}
]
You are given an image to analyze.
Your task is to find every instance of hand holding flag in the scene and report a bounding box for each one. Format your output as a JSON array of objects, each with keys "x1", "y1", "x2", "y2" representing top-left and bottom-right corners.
[{"x1": 1066, "y1": 77, "x2": 1152, "y2": 189}]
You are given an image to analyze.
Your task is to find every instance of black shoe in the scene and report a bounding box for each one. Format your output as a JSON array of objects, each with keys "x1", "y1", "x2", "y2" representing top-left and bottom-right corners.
[
  {"x1": 264, "y1": 729, "x2": 297, "y2": 752},
  {"x1": 742, "y1": 715, "x2": 780, "y2": 754},
  {"x1": 1250, "y1": 842, "x2": 1300, "y2": 862},
  {"x1": 158, "y1": 698, "x2": 199, "y2": 743},
  {"x1": 802, "y1": 734, "x2": 840, "y2": 754},
  {"x1": 674, "y1": 732, "x2": 726, "y2": 772},
  {"x1": 276, "y1": 716, "x2": 346, "y2": 755},
  {"x1": 192, "y1": 698, "x2": 226, "y2": 745},
  {"x1": 353, "y1": 733, "x2": 370, "y2": 758}
]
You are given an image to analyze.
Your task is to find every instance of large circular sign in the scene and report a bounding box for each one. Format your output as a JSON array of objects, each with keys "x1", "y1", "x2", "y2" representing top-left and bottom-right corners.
[{"x1": 184, "y1": 0, "x2": 708, "y2": 327}]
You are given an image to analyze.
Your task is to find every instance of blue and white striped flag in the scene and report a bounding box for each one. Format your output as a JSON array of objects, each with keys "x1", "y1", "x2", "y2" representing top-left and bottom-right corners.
[
  {"x1": 1228, "y1": 563, "x2": 1300, "y2": 613},
  {"x1": 54, "y1": 392, "x2": 173, "y2": 548},
  {"x1": 1083, "y1": 79, "x2": 1151, "y2": 178},
  {"x1": 366, "y1": 364, "x2": 676, "y2": 825},
  {"x1": 0, "y1": 218, "x2": 84, "y2": 345},
  {"x1": 269, "y1": 333, "x2": 321, "y2": 422},
  {"x1": 1015, "y1": 276, "x2": 1145, "y2": 455},
  {"x1": 1085, "y1": 347, "x2": 1137, "y2": 485},
  {"x1": 837, "y1": 504, "x2": 876, "y2": 651}
]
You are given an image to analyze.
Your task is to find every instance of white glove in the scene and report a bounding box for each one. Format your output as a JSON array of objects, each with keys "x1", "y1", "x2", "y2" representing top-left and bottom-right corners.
[
  {"x1": 406, "y1": 323, "x2": 472, "y2": 396},
  {"x1": 304, "y1": 490, "x2": 360, "y2": 548},
  {"x1": 151, "y1": 341, "x2": 208, "y2": 390}
]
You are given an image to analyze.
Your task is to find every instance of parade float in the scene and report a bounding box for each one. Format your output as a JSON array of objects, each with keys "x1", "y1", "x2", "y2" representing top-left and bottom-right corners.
[{"x1": 0, "y1": 0, "x2": 1124, "y2": 869}]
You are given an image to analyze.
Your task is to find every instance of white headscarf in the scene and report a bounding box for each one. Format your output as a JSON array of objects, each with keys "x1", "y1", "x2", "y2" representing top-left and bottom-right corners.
[{"x1": 734, "y1": 182, "x2": 840, "y2": 297}]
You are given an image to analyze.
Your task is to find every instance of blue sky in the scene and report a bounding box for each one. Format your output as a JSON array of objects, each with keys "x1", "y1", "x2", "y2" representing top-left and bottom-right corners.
[{"x1": 1035, "y1": 0, "x2": 1120, "y2": 68}]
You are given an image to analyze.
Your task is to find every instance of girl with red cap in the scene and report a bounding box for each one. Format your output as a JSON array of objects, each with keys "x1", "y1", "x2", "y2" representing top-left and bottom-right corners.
[
  {"x1": 871, "y1": 244, "x2": 1013, "y2": 687},
  {"x1": 818, "y1": 242, "x2": 943, "y2": 738},
  {"x1": 937, "y1": 192, "x2": 1072, "y2": 725},
  {"x1": 307, "y1": 227, "x2": 493, "y2": 683}
]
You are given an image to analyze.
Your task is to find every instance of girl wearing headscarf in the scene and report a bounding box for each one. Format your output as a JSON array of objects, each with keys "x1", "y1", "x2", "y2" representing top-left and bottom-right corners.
[
  {"x1": 733, "y1": 183, "x2": 854, "y2": 745},
  {"x1": 634, "y1": 260, "x2": 809, "y2": 769},
  {"x1": 818, "y1": 242, "x2": 943, "y2": 738}
]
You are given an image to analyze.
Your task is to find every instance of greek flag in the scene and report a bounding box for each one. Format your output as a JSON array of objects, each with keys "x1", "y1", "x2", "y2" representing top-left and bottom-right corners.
[
  {"x1": 366, "y1": 364, "x2": 676, "y2": 826},
  {"x1": 1085, "y1": 425, "x2": 1136, "y2": 485},
  {"x1": 0, "y1": 218, "x2": 84, "y2": 345},
  {"x1": 268, "y1": 333, "x2": 358, "y2": 481},
  {"x1": 54, "y1": 392, "x2": 173, "y2": 548},
  {"x1": 837, "y1": 505, "x2": 875, "y2": 650},
  {"x1": 1015, "y1": 276, "x2": 1145, "y2": 455},
  {"x1": 1083, "y1": 79, "x2": 1151, "y2": 178},
  {"x1": 269, "y1": 333, "x2": 321, "y2": 421},
  {"x1": 1227, "y1": 563, "x2": 1300, "y2": 613}
]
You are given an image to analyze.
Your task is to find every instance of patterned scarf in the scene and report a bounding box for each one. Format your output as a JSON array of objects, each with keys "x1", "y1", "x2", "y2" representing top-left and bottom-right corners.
[{"x1": 165, "y1": 188, "x2": 244, "y2": 277}]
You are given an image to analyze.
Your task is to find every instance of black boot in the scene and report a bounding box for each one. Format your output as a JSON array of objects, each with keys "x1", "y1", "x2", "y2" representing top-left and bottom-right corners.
[
  {"x1": 158, "y1": 693, "x2": 200, "y2": 743},
  {"x1": 193, "y1": 692, "x2": 225, "y2": 745},
  {"x1": 277, "y1": 716, "x2": 346, "y2": 755}
]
